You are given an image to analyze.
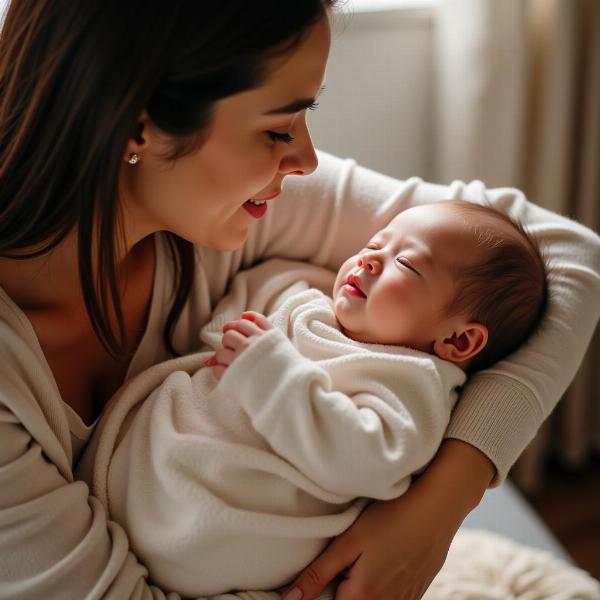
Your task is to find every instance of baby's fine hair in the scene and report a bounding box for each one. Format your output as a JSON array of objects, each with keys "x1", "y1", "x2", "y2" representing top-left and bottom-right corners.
[{"x1": 442, "y1": 200, "x2": 549, "y2": 374}]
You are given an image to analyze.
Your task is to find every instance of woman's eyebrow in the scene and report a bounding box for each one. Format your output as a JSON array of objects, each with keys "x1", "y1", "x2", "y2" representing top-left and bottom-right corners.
[{"x1": 263, "y1": 85, "x2": 326, "y2": 115}]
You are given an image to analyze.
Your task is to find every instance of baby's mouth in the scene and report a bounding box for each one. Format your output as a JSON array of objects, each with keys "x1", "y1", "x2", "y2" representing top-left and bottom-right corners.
[{"x1": 346, "y1": 274, "x2": 366, "y2": 298}]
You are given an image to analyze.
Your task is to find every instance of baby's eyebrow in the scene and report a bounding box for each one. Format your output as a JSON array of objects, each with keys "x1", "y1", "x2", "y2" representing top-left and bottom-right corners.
[{"x1": 371, "y1": 229, "x2": 392, "y2": 243}]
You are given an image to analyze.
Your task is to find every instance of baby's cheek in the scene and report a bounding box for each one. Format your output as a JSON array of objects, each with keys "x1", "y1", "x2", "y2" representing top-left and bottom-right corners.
[
  {"x1": 333, "y1": 295, "x2": 358, "y2": 329},
  {"x1": 334, "y1": 260, "x2": 354, "y2": 290}
]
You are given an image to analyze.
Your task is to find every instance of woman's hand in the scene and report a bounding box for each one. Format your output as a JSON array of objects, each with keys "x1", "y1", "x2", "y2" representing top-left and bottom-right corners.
[
  {"x1": 204, "y1": 311, "x2": 273, "y2": 380},
  {"x1": 283, "y1": 439, "x2": 496, "y2": 600}
]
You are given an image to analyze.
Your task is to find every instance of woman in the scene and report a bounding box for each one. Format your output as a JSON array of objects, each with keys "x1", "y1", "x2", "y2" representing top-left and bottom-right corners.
[{"x1": 0, "y1": 2, "x2": 598, "y2": 599}]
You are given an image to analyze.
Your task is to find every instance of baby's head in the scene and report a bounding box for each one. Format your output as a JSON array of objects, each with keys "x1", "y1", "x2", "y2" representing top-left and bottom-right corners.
[{"x1": 332, "y1": 200, "x2": 548, "y2": 374}]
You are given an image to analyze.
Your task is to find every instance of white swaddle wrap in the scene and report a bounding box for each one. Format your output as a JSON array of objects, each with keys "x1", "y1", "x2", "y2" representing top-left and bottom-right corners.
[{"x1": 77, "y1": 259, "x2": 464, "y2": 597}]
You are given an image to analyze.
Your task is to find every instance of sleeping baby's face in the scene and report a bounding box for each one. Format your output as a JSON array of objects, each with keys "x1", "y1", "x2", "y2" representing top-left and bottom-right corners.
[{"x1": 332, "y1": 203, "x2": 475, "y2": 352}]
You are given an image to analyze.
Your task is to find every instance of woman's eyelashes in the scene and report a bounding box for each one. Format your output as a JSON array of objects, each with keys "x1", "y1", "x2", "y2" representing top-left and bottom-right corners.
[
  {"x1": 267, "y1": 131, "x2": 295, "y2": 144},
  {"x1": 266, "y1": 103, "x2": 319, "y2": 144}
]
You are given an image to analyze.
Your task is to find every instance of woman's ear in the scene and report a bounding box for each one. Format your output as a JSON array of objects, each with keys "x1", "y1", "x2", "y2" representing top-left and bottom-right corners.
[
  {"x1": 123, "y1": 111, "x2": 151, "y2": 161},
  {"x1": 433, "y1": 322, "x2": 488, "y2": 363}
]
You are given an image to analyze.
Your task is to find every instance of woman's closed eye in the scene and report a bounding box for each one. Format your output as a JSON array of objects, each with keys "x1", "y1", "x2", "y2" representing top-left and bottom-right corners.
[
  {"x1": 267, "y1": 102, "x2": 319, "y2": 145},
  {"x1": 267, "y1": 131, "x2": 295, "y2": 144}
]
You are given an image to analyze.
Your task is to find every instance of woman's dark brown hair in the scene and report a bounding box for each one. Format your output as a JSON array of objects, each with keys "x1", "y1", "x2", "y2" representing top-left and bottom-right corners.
[{"x1": 0, "y1": 0, "x2": 337, "y2": 359}]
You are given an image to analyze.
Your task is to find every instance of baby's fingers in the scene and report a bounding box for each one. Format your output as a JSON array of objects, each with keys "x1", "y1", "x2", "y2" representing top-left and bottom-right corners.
[
  {"x1": 241, "y1": 311, "x2": 273, "y2": 331},
  {"x1": 211, "y1": 347, "x2": 237, "y2": 366},
  {"x1": 204, "y1": 348, "x2": 236, "y2": 380},
  {"x1": 223, "y1": 317, "x2": 268, "y2": 339},
  {"x1": 210, "y1": 363, "x2": 227, "y2": 381},
  {"x1": 222, "y1": 328, "x2": 253, "y2": 350}
]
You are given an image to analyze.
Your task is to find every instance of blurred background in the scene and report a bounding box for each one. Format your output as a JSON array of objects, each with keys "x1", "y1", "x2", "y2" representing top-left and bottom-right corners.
[{"x1": 310, "y1": 0, "x2": 599, "y2": 578}]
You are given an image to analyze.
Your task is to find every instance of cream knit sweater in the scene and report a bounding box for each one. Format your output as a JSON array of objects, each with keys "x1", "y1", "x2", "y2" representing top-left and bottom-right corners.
[
  {"x1": 1, "y1": 151, "x2": 599, "y2": 598},
  {"x1": 78, "y1": 259, "x2": 465, "y2": 597}
]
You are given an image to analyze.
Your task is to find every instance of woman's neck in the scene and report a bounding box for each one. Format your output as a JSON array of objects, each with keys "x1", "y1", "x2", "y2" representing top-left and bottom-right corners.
[{"x1": 0, "y1": 228, "x2": 148, "y2": 315}]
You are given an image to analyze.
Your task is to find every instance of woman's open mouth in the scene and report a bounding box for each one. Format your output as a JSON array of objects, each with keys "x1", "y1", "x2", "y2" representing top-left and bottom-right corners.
[
  {"x1": 242, "y1": 191, "x2": 281, "y2": 219},
  {"x1": 243, "y1": 199, "x2": 268, "y2": 219}
]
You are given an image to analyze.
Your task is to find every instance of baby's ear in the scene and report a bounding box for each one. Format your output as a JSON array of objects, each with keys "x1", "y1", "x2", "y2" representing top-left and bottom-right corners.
[{"x1": 433, "y1": 323, "x2": 488, "y2": 363}]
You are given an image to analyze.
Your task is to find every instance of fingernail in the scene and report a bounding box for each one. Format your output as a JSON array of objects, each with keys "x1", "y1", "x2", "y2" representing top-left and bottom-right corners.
[{"x1": 283, "y1": 587, "x2": 303, "y2": 600}]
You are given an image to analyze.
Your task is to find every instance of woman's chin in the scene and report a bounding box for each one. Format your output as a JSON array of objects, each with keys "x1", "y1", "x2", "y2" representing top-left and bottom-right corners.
[{"x1": 192, "y1": 229, "x2": 250, "y2": 252}]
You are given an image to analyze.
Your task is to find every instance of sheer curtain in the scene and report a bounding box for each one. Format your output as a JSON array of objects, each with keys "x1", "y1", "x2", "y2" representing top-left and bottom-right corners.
[{"x1": 434, "y1": 0, "x2": 600, "y2": 492}]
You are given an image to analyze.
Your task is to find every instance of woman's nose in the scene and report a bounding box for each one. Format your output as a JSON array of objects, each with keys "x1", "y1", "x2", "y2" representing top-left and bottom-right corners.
[
  {"x1": 358, "y1": 252, "x2": 382, "y2": 274},
  {"x1": 278, "y1": 117, "x2": 318, "y2": 176}
]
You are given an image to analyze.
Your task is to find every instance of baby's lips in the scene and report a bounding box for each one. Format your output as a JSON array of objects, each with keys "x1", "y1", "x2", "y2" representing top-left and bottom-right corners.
[
  {"x1": 204, "y1": 356, "x2": 217, "y2": 367},
  {"x1": 347, "y1": 273, "x2": 367, "y2": 297}
]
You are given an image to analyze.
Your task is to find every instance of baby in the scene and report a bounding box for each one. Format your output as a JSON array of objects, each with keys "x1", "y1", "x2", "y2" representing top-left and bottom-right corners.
[
  {"x1": 207, "y1": 199, "x2": 548, "y2": 379},
  {"x1": 79, "y1": 200, "x2": 548, "y2": 598}
]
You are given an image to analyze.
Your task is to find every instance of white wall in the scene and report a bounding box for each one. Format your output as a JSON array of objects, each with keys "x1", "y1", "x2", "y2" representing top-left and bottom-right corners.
[{"x1": 309, "y1": 8, "x2": 435, "y2": 181}]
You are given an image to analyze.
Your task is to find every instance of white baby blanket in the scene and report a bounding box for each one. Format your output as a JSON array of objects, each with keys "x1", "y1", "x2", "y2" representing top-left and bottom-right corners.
[{"x1": 78, "y1": 259, "x2": 464, "y2": 596}]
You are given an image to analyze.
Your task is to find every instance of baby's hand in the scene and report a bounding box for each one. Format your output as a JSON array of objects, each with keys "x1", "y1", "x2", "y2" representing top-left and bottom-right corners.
[{"x1": 204, "y1": 311, "x2": 273, "y2": 380}]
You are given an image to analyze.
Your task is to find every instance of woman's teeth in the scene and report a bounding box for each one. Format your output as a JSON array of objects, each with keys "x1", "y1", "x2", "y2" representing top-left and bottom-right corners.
[{"x1": 248, "y1": 199, "x2": 266, "y2": 206}]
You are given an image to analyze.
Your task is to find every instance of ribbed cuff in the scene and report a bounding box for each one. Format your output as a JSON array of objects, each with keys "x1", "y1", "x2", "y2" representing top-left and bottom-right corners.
[{"x1": 445, "y1": 374, "x2": 544, "y2": 487}]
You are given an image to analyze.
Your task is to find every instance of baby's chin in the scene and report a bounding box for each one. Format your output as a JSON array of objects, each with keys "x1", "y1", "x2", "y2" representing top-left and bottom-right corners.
[
  {"x1": 333, "y1": 302, "x2": 354, "y2": 338},
  {"x1": 333, "y1": 308, "x2": 368, "y2": 343},
  {"x1": 333, "y1": 304, "x2": 414, "y2": 347},
  {"x1": 333, "y1": 294, "x2": 376, "y2": 342}
]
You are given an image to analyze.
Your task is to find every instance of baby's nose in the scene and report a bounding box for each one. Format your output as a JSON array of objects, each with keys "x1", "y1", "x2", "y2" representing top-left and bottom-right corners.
[{"x1": 358, "y1": 255, "x2": 381, "y2": 274}]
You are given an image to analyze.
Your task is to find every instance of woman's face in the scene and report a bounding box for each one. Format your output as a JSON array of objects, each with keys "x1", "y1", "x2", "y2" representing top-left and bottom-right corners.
[{"x1": 121, "y1": 14, "x2": 331, "y2": 251}]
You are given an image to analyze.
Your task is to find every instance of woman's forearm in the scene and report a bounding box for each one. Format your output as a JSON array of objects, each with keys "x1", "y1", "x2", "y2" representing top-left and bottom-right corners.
[{"x1": 411, "y1": 439, "x2": 496, "y2": 520}]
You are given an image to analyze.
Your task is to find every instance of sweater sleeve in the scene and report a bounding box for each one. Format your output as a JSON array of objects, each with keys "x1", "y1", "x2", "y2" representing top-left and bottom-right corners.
[
  {"x1": 0, "y1": 401, "x2": 179, "y2": 600},
  {"x1": 229, "y1": 150, "x2": 600, "y2": 487},
  {"x1": 217, "y1": 328, "x2": 457, "y2": 500}
]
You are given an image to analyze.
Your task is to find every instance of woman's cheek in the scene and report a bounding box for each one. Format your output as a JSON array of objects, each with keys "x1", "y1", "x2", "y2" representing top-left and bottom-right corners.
[{"x1": 245, "y1": 154, "x2": 280, "y2": 194}]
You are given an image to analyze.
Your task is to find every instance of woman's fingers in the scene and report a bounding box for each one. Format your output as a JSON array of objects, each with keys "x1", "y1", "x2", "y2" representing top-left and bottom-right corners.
[{"x1": 282, "y1": 536, "x2": 359, "y2": 600}]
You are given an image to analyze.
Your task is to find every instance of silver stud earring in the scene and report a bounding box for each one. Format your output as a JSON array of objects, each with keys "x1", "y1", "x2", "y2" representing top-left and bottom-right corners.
[{"x1": 128, "y1": 153, "x2": 140, "y2": 165}]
